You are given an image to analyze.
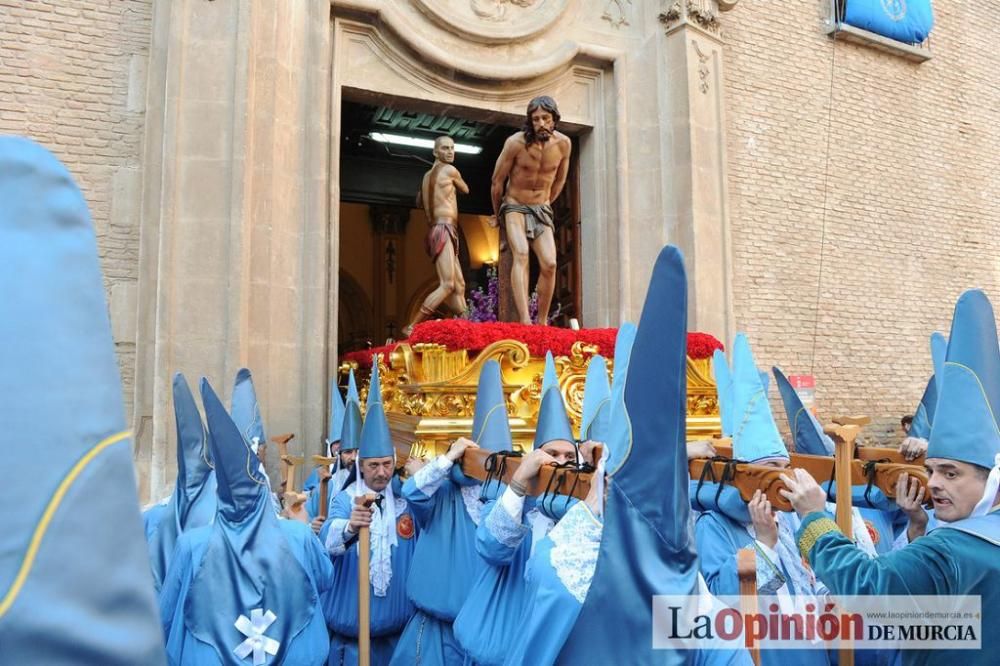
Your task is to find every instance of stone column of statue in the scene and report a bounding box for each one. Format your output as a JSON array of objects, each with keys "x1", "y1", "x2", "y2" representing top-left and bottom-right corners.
[
  {"x1": 490, "y1": 96, "x2": 572, "y2": 325},
  {"x1": 404, "y1": 136, "x2": 470, "y2": 337}
]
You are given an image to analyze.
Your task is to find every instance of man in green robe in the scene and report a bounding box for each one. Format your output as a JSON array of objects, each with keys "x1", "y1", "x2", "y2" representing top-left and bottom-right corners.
[{"x1": 781, "y1": 289, "x2": 1000, "y2": 665}]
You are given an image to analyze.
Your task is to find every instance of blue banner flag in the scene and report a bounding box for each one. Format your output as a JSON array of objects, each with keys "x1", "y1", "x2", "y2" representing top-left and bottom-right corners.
[{"x1": 844, "y1": 0, "x2": 934, "y2": 44}]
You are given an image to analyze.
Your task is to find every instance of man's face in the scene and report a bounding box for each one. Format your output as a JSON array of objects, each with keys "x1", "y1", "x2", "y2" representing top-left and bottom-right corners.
[
  {"x1": 328, "y1": 440, "x2": 341, "y2": 457},
  {"x1": 541, "y1": 439, "x2": 577, "y2": 465},
  {"x1": 530, "y1": 108, "x2": 554, "y2": 142},
  {"x1": 340, "y1": 449, "x2": 357, "y2": 468},
  {"x1": 758, "y1": 459, "x2": 790, "y2": 470},
  {"x1": 925, "y1": 458, "x2": 988, "y2": 521},
  {"x1": 434, "y1": 138, "x2": 455, "y2": 164},
  {"x1": 360, "y1": 456, "x2": 394, "y2": 492}
]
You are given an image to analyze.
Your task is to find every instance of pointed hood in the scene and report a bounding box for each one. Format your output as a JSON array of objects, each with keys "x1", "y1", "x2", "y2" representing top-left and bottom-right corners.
[
  {"x1": 712, "y1": 348, "x2": 734, "y2": 437},
  {"x1": 773, "y1": 366, "x2": 834, "y2": 456},
  {"x1": 471, "y1": 360, "x2": 513, "y2": 452},
  {"x1": 360, "y1": 359, "x2": 394, "y2": 459},
  {"x1": 0, "y1": 136, "x2": 164, "y2": 663},
  {"x1": 339, "y1": 369, "x2": 362, "y2": 452},
  {"x1": 326, "y1": 377, "x2": 346, "y2": 446},
  {"x1": 927, "y1": 290, "x2": 1000, "y2": 470},
  {"x1": 192, "y1": 378, "x2": 314, "y2": 661},
  {"x1": 452, "y1": 360, "x2": 514, "y2": 487},
  {"x1": 930, "y1": 331, "x2": 947, "y2": 387},
  {"x1": 231, "y1": 367, "x2": 266, "y2": 449},
  {"x1": 347, "y1": 368, "x2": 361, "y2": 405},
  {"x1": 603, "y1": 323, "x2": 638, "y2": 472},
  {"x1": 559, "y1": 245, "x2": 699, "y2": 664},
  {"x1": 148, "y1": 373, "x2": 217, "y2": 590},
  {"x1": 533, "y1": 352, "x2": 574, "y2": 449},
  {"x1": 911, "y1": 332, "x2": 949, "y2": 439},
  {"x1": 909, "y1": 376, "x2": 937, "y2": 440},
  {"x1": 203, "y1": 379, "x2": 269, "y2": 520},
  {"x1": 731, "y1": 334, "x2": 788, "y2": 463},
  {"x1": 759, "y1": 370, "x2": 770, "y2": 395},
  {"x1": 580, "y1": 355, "x2": 611, "y2": 442}
]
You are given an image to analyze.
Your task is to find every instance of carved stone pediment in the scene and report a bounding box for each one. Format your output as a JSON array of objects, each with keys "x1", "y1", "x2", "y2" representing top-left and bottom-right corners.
[{"x1": 414, "y1": 0, "x2": 571, "y2": 44}]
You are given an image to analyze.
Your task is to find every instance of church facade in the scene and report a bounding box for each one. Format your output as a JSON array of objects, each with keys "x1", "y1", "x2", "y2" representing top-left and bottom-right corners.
[{"x1": 2, "y1": 0, "x2": 997, "y2": 501}]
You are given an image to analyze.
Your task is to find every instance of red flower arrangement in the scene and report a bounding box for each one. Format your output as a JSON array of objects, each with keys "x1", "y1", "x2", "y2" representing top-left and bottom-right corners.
[{"x1": 341, "y1": 321, "x2": 723, "y2": 368}]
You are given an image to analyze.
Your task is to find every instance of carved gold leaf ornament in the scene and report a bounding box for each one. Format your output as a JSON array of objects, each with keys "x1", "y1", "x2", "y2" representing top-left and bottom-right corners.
[{"x1": 356, "y1": 339, "x2": 723, "y2": 459}]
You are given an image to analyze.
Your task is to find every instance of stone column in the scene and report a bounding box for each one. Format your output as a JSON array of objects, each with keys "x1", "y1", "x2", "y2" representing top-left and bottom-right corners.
[
  {"x1": 133, "y1": 0, "x2": 331, "y2": 501},
  {"x1": 658, "y1": 0, "x2": 738, "y2": 344}
]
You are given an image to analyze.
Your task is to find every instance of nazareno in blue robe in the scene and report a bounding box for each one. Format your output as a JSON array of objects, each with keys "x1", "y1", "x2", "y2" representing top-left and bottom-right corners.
[
  {"x1": 452, "y1": 486, "x2": 572, "y2": 666},
  {"x1": 389, "y1": 456, "x2": 483, "y2": 665},
  {"x1": 324, "y1": 482, "x2": 418, "y2": 666},
  {"x1": 695, "y1": 509, "x2": 834, "y2": 666},
  {"x1": 159, "y1": 519, "x2": 333, "y2": 665}
]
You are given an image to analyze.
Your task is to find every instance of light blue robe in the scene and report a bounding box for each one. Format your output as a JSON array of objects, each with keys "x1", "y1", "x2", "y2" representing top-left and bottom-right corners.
[
  {"x1": 143, "y1": 502, "x2": 169, "y2": 541},
  {"x1": 159, "y1": 520, "x2": 333, "y2": 665},
  {"x1": 324, "y1": 484, "x2": 418, "y2": 666},
  {"x1": 390, "y1": 456, "x2": 482, "y2": 665},
  {"x1": 502, "y1": 500, "x2": 602, "y2": 666},
  {"x1": 799, "y1": 510, "x2": 1000, "y2": 665},
  {"x1": 696, "y1": 510, "x2": 833, "y2": 666},
  {"x1": 453, "y1": 489, "x2": 560, "y2": 666}
]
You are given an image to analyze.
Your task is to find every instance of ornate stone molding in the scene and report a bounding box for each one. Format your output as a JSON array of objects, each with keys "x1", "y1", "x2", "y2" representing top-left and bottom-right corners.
[
  {"x1": 410, "y1": 0, "x2": 571, "y2": 45},
  {"x1": 601, "y1": 0, "x2": 632, "y2": 29},
  {"x1": 660, "y1": 0, "x2": 736, "y2": 37},
  {"x1": 333, "y1": 2, "x2": 620, "y2": 84},
  {"x1": 692, "y1": 40, "x2": 711, "y2": 94}
]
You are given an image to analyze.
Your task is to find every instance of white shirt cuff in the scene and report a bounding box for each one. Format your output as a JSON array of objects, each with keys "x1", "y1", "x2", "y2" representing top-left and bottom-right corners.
[{"x1": 500, "y1": 486, "x2": 525, "y2": 521}]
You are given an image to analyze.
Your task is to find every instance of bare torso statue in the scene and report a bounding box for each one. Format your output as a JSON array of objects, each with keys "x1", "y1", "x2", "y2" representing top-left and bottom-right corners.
[
  {"x1": 405, "y1": 136, "x2": 469, "y2": 336},
  {"x1": 491, "y1": 96, "x2": 571, "y2": 325}
]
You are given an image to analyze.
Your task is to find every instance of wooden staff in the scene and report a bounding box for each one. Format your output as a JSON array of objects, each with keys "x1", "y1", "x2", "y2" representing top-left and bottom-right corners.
[
  {"x1": 826, "y1": 424, "x2": 862, "y2": 538},
  {"x1": 355, "y1": 492, "x2": 377, "y2": 666},
  {"x1": 459, "y1": 446, "x2": 601, "y2": 501},
  {"x1": 736, "y1": 549, "x2": 761, "y2": 666},
  {"x1": 271, "y1": 433, "x2": 297, "y2": 491},
  {"x1": 826, "y1": 424, "x2": 860, "y2": 666},
  {"x1": 312, "y1": 455, "x2": 337, "y2": 519}
]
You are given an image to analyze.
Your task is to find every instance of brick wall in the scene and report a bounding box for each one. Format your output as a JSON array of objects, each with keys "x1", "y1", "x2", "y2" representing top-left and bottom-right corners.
[
  {"x1": 0, "y1": 0, "x2": 152, "y2": 419},
  {"x1": 723, "y1": 1, "x2": 1000, "y2": 441}
]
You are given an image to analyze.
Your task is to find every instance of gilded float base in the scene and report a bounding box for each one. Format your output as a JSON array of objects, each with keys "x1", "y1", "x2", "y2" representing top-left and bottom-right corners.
[{"x1": 349, "y1": 340, "x2": 721, "y2": 460}]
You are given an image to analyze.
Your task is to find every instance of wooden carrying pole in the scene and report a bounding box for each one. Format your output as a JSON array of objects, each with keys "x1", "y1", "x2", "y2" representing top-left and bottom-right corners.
[
  {"x1": 695, "y1": 443, "x2": 928, "y2": 513},
  {"x1": 356, "y1": 493, "x2": 377, "y2": 666},
  {"x1": 459, "y1": 446, "x2": 600, "y2": 501},
  {"x1": 737, "y1": 549, "x2": 761, "y2": 666}
]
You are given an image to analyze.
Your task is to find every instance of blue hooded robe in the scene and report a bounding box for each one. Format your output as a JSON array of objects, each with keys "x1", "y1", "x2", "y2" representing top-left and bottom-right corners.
[
  {"x1": 390, "y1": 360, "x2": 514, "y2": 665},
  {"x1": 145, "y1": 372, "x2": 217, "y2": 593},
  {"x1": 0, "y1": 136, "x2": 166, "y2": 665},
  {"x1": 159, "y1": 379, "x2": 332, "y2": 665},
  {"x1": 324, "y1": 360, "x2": 418, "y2": 666}
]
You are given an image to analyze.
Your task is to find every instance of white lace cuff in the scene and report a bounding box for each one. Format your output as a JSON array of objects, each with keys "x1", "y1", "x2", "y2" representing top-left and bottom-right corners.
[
  {"x1": 325, "y1": 518, "x2": 351, "y2": 556},
  {"x1": 413, "y1": 455, "x2": 453, "y2": 496},
  {"x1": 485, "y1": 494, "x2": 529, "y2": 548}
]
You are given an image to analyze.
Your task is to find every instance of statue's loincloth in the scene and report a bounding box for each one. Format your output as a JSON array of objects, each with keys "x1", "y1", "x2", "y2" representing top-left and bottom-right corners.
[
  {"x1": 425, "y1": 221, "x2": 459, "y2": 261},
  {"x1": 499, "y1": 202, "x2": 554, "y2": 240}
]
